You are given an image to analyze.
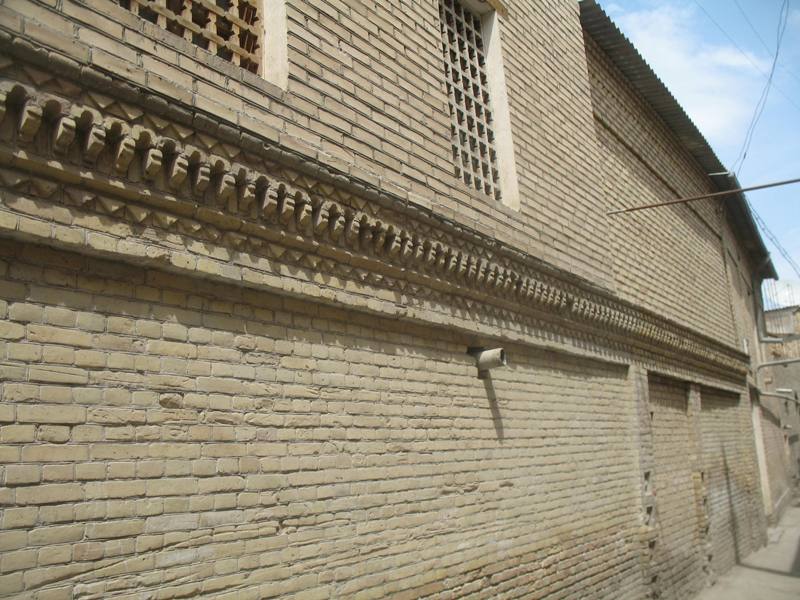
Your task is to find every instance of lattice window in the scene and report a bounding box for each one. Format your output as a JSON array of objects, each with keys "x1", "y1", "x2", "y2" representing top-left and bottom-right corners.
[
  {"x1": 118, "y1": 0, "x2": 262, "y2": 75},
  {"x1": 439, "y1": 0, "x2": 501, "y2": 201}
]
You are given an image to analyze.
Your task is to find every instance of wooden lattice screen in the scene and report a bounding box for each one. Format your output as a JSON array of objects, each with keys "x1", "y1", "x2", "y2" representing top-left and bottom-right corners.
[
  {"x1": 118, "y1": 0, "x2": 262, "y2": 75},
  {"x1": 438, "y1": 0, "x2": 501, "y2": 201}
]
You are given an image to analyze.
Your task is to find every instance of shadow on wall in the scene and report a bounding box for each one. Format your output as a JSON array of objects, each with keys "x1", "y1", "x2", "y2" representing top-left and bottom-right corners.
[
  {"x1": 792, "y1": 543, "x2": 800, "y2": 577},
  {"x1": 482, "y1": 376, "x2": 504, "y2": 442},
  {"x1": 723, "y1": 448, "x2": 742, "y2": 566}
]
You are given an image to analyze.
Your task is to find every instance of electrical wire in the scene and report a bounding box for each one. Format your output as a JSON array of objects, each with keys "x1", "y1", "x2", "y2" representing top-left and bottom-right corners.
[
  {"x1": 730, "y1": 0, "x2": 789, "y2": 176},
  {"x1": 747, "y1": 198, "x2": 800, "y2": 279},
  {"x1": 692, "y1": 1, "x2": 799, "y2": 287},
  {"x1": 731, "y1": 1, "x2": 800, "y2": 287},
  {"x1": 692, "y1": 0, "x2": 800, "y2": 116},
  {"x1": 732, "y1": 0, "x2": 771, "y2": 53},
  {"x1": 732, "y1": 0, "x2": 800, "y2": 88},
  {"x1": 606, "y1": 176, "x2": 800, "y2": 215}
]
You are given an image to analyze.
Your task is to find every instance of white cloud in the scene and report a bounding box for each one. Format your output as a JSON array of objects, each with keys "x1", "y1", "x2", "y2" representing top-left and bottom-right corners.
[
  {"x1": 610, "y1": 3, "x2": 769, "y2": 151},
  {"x1": 790, "y1": 8, "x2": 800, "y2": 28}
]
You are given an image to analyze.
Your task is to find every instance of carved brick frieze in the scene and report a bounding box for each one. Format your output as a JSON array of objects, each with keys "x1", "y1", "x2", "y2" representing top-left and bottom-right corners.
[{"x1": 0, "y1": 77, "x2": 749, "y2": 378}]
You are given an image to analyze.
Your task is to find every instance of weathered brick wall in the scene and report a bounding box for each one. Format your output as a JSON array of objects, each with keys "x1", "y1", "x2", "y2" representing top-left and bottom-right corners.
[
  {"x1": 763, "y1": 309, "x2": 800, "y2": 398},
  {"x1": 496, "y1": 1, "x2": 613, "y2": 284},
  {"x1": 760, "y1": 394, "x2": 795, "y2": 518},
  {"x1": 719, "y1": 212, "x2": 763, "y2": 364},
  {"x1": 0, "y1": 0, "x2": 769, "y2": 353},
  {"x1": 585, "y1": 35, "x2": 738, "y2": 345},
  {"x1": 0, "y1": 241, "x2": 649, "y2": 599},
  {"x1": 647, "y1": 375, "x2": 703, "y2": 600},
  {"x1": 782, "y1": 397, "x2": 800, "y2": 498},
  {"x1": 700, "y1": 387, "x2": 764, "y2": 576},
  {"x1": 290, "y1": 0, "x2": 616, "y2": 285},
  {"x1": 0, "y1": 1, "x2": 776, "y2": 598},
  {"x1": 761, "y1": 309, "x2": 800, "y2": 516},
  {"x1": 0, "y1": 0, "x2": 615, "y2": 289}
]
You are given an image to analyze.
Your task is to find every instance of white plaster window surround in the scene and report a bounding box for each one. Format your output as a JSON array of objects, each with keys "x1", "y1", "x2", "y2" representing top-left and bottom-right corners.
[
  {"x1": 115, "y1": 0, "x2": 288, "y2": 89},
  {"x1": 438, "y1": 0, "x2": 520, "y2": 210}
]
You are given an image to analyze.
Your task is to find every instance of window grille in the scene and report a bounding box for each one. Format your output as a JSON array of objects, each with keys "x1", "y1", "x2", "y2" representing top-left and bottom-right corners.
[
  {"x1": 117, "y1": 0, "x2": 262, "y2": 75},
  {"x1": 438, "y1": 0, "x2": 501, "y2": 201}
]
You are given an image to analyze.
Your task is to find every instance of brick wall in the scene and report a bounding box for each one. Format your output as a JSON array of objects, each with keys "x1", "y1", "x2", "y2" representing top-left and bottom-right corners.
[
  {"x1": 0, "y1": 1, "x2": 777, "y2": 598},
  {"x1": 648, "y1": 375, "x2": 703, "y2": 600},
  {"x1": 0, "y1": 240, "x2": 647, "y2": 599},
  {"x1": 0, "y1": 0, "x2": 767, "y2": 352},
  {"x1": 290, "y1": 0, "x2": 616, "y2": 285},
  {"x1": 700, "y1": 387, "x2": 763, "y2": 576},
  {"x1": 761, "y1": 396, "x2": 791, "y2": 509},
  {"x1": 760, "y1": 394, "x2": 796, "y2": 520},
  {"x1": 760, "y1": 309, "x2": 800, "y2": 519},
  {"x1": 585, "y1": 35, "x2": 738, "y2": 345},
  {"x1": 0, "y1": 0, "x2": 617, "y2": 289}
]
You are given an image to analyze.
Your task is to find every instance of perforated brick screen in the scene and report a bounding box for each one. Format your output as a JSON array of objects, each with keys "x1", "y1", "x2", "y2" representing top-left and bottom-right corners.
[
  {"x1": 438, "y1": 0, "x2": 501, "y2": 201},
  {"x1": 118, "y1": 0, "x2": 262, "y2": 74}
]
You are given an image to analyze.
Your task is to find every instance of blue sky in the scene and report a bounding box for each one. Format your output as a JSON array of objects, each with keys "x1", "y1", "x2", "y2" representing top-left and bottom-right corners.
[{"x1": 603, "y1": 0, "x2": 800, "y2": 307}]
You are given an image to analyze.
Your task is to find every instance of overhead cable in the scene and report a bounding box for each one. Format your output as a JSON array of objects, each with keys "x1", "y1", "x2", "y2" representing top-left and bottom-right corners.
[
  {"x1": 732, "y1": 0, "x2": 800, "y2": 88},
  {"x1": 692, "y1": 0, "x2": 800, "y2": 117},
  {"x1": 747, "y1": 199, "x2": 800, "y2": 279},
  {"x1": 606, "y1": 176, "x2": 800, "y2": 216},
  {"x1": 730, "y1": 0, "x2": 789, "y2": 176}
]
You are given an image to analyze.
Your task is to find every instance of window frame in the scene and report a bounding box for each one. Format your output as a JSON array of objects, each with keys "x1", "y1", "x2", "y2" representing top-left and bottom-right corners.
[
  {"x1": 115, "y1": 0, "x2": 288, "y2": 90},
  {"x1": 439, "y1": 0, "x2": 520, "y2": 210}
]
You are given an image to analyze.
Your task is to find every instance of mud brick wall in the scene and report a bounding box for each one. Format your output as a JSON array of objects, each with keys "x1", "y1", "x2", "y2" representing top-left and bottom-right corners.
[
  {"x1": 0, "y1": 1, "x2": 775, "y2": 599},
  {"x1": 0, "y1": 241, "x2": 649, "y2": 599},
  {"x1": 585, "y1": 34, "x2": 743, "y2": 345},
  {"x1": 760, "y1": 394, "x2": 795, "y2": 520},
  {"x1": 700, "y1": 387, "x2": 764, "y2": 577},
  {"x1": 647, "y1": 375, "x2": 704, "y2": 600}
]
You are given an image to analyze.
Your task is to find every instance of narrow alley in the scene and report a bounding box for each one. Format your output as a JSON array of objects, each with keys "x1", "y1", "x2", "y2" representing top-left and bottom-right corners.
[{"x1": 697, "y1": 502, "x2": 800, "y2": 600}]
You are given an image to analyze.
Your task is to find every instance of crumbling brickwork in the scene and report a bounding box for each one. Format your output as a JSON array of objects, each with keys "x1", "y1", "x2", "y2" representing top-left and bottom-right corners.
[
  {"x1": 700, "y1": 387, "x2": 763, "y2": 576},
  {"x1": 761, "y1": 306, "x2": 800, "y2": 517},
  {"x1": 647, "y1": 376, "x2": 704, "y2": 600},
  {"x1": 759, "y1": 394, "x2": 796, "y2": 520}
]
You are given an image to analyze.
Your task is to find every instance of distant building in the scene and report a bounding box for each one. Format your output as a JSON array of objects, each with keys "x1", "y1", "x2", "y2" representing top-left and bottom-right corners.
[
  {"x1": 0, "y1": 0, "x2": 793, "y2": 598},
  {"x1": 761, "y1": 305, "x2": 800, "y2": 516}
]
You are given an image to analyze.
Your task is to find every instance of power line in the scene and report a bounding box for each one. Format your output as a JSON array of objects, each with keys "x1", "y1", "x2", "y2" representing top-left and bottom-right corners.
[
  {"x1": 731, "y1": 0, "x2": 789, "y2": 176},
  {"x1": 747, "y1": 198, "x2": 800, "y2": 279},
  {"x1": 606, "y1": 176, "x2": 800, "y2": 215},
  {"x1": 732, "y1": 0, "x2": 771, "y2": 53},
  {"x1": 729, "y1": 2, "x2": 800, "y2": 285},
  {"x1": 692, "y1": 0, "x2": 800, "y2": 117},
  {"x1": 692, "y1": 1, "x2": 800, "y2": 284},
  {"x1": 732, "y1": 0, "x2": 800, "y2": 88}
]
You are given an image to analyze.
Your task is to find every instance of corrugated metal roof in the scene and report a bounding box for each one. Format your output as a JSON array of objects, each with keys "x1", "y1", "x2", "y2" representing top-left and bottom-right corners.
[{"x1": 579, "y1": 0, "x2": 777, "y2": 279}]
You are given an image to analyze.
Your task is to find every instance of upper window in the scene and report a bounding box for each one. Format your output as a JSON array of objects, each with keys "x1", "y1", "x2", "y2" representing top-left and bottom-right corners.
[
  {"x1": 438, "y1": 0, "x2": 519, "y2": 210},
  {"x1": 117, "y1": 0, "x2": 263, "y2": 75},
  {"x1": 439, "y1": 0, "x2": 499, "y2": 200}
]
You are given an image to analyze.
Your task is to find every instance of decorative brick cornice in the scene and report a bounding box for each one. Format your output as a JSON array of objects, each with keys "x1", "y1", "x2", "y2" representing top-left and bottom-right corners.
[{"x1": 0, "y1": 66, "x2": 749, "y2": 378}]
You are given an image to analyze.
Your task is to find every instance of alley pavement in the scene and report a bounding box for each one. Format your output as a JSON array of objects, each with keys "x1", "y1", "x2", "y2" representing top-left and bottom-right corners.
[{"x1": 695, "y1": 500, "x2": 800, "y2": 600}]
